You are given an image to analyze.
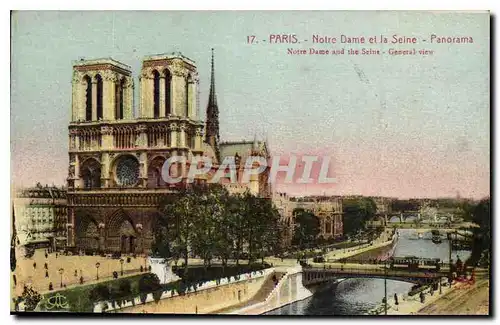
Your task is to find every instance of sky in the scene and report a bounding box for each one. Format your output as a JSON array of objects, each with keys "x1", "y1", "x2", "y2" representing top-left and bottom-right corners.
[{"x1": 10, "y1": 11, "x2": 490, "y2": 199}]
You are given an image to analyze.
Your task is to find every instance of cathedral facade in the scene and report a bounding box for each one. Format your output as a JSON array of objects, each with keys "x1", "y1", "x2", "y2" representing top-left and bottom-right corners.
[
  {"x1": 66, "y1": 51, "x2": 270, "y2": 254},
  {"x1": 67, "y1": 54, "x2": 204, "y2": 253}
]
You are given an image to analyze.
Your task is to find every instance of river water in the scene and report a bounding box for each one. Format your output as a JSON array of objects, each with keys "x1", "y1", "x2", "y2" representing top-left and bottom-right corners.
[{"x1": 265, "y1": 229, "x2": 471, "y2": 315}]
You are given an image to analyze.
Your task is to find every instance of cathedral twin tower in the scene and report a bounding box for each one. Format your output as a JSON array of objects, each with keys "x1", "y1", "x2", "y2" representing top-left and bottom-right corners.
[
  {"x1": 71, "y1": 52, "x2": 198, "y2": 123},
  {"x1": 67, "y1": 52, "x2": 217, "y2": 191},
  {"x1": 66, "y1": 51, "x2": 268, "y2": 253},
  {"x1": 66, "y1": 52, "x2": 218, "y2": 252}
]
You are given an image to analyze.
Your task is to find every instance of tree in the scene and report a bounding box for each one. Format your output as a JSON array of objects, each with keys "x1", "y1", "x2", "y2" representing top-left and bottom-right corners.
[
  {"x1": 292, "y1": 208, "x2": 320, "y2": 249},
  {"x1": 466, "y1": 198, "x2": 490, "y2": 267},
  {"x1": 153, "y1": 184, "x2": 282, "y2": 273},
  {"x1": 342, "y1": 198, "x2": 377, "y2": 235},
  {"x1": 191, "y1": 185, "x2": 228, "y2": 270},
  {"x1": 138, "y1": 273, "x2": 161, "y2": 293},
  {"x1": 156, "y1": 185, "x2": 208, "y2": 277},
  {"x1": 19, "y1": 286, "x2": 42, "y2": 311}
]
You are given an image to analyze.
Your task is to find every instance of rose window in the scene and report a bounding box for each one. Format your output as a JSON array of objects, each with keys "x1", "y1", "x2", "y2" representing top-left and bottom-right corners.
[{"x1": 116, "y1": 156, "x2": 140, "y2": 186}]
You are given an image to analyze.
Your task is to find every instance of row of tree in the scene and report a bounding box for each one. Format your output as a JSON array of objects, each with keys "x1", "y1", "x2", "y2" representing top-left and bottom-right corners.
[
  {"x1": 465, "y1": 198, "x2": 490, "y2": 267},
  {"x1": 151, "y1": 184, "x2": 283, "y2": 277}
]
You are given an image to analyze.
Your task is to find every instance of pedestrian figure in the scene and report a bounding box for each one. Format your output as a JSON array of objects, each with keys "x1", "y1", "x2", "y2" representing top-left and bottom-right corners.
[
  {"x1": 74, "y1": 270, "x2": 78, "y2": 277},
  {"x1": 420, "y1": 292, "x2": 425, "y2": 303},
  {"x1": 48, "y1": 282, "x2": 53, "y2": 291},
  {"x1": 45, "y1": 270, "x2": 49, "y2": 278},
  {"x1": 33, "y1": 262, "x2": 36, "y2": 269},
  {"x1": 45, "y1": 252, "x2": 48, "y2": 259},
  {"x1": 80, "y1": 276, "x2": 84, "y2": 284},
  {"x1": 44, "y1": 262, "x2": 48, "y2": 270},
  {"x1": 394, "y1": 293, "x2": 399, "y2": 305}
]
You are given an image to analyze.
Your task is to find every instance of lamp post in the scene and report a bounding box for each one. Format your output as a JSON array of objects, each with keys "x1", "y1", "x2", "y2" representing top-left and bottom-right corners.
[
  {"x1": 95, "y1": 262, "x2": 100, "y2": 281},
  {"x1": 58, "y1": 268, "x2": 64, "y2": 288},
  {"x1": 384, "y1": 259, "x2": 388, "y2": 315},
  {"x1": 447, "y1": 231, "x2": 453, "y2": 285},
  {"x1": 120, "y1": 258, "x2": 124, "y2": 276}
]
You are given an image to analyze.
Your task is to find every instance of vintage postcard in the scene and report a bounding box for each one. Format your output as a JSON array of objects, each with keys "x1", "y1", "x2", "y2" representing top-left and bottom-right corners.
[{"x1": 10, "y1": 10, "x2": 490, "y2": 316}]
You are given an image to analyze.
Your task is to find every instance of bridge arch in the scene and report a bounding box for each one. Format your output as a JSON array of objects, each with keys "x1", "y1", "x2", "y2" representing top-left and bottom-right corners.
[{"x1": 302, "y1": 269, "x2": 441, "y2": 286}]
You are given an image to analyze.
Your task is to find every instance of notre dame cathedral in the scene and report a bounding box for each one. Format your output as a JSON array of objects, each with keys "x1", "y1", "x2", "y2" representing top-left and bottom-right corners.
[{"x1": 66, "y1": 51, "x2": 271, "y2": 254}]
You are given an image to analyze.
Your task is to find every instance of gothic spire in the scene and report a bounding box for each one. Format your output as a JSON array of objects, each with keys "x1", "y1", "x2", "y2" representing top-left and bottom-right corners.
[
  {"x1": 205, "y1": 48, "x2": 220, "y2": 161},
  {"x1": 208, "y1": 48, "x2": 218, "y2": 109}
]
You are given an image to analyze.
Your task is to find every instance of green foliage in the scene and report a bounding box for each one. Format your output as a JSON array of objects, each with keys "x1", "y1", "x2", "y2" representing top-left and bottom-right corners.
[
  {"x1": 40, "y1": 274, "x2": 144, "y2": 313},
  {"x1": 172, "y1": 263, "x2": 270, "y2": 283},
  {"x1": 466, "y1": 198, "x2": 491, "y2": 267},
  {"x1": 342, "y1": 197, "x2": 377, "y2": 235},
  {"x1": 291, "y1": 208, "x2": 320, "y2": 248},
  {"x1": 391, "y1": 199, "x2": 421, "y2": 212},
  {"x1": 154, "y1": 184, "x2": 283, "y2": 270},
  {"x1": 89, "y1": 284, "x2": 110, "y2": 302},
  {"x1": 138, "y1": 273, "x2": 161, "y2": 293},
  {"x1": 19, "y1": 286, "x2": 42, "y2": 311}
]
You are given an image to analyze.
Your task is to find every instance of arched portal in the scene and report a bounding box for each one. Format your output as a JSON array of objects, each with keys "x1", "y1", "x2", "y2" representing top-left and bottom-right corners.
[
  {"x1": 76, "y1": 216, "x2": 100, "y2": 251},
  {"x1": 107, "y1": 209, "x2": 138, "y2": 253}
]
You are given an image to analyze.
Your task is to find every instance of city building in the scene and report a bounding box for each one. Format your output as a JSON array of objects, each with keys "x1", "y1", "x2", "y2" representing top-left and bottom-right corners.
[
  {"x1": 13, "y1": 183, "x2": 67, "y2": 251},
  {"x1": 273, "y1": 193, "x2": 343, "y2": 246}
]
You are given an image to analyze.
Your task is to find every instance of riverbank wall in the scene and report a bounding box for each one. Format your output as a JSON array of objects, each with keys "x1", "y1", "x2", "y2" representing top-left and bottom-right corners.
[
  {"x1": 226, "y1": 265, "x2": 314, "y2": 315},
  {"x1": 324, "y1": 230, "x2": 398, "y2": 262},
  {"x1": 93, "y1": 268, "x2": 275, "y2": 314}
]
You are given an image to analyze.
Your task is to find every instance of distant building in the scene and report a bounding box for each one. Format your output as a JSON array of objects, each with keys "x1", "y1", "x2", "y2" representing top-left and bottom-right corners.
[
  {"x1": 273, "y1": 193, "x2": 343, "y2": 246},
  {"x1": 370, "y1": 196, "x2": 397, "y2": 215},
  {"x1": 13, "y1": 183, "x2": 67, "y2": 250}
]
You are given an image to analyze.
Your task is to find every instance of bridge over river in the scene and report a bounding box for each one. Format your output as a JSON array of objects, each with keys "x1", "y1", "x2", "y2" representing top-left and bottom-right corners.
[
  {"x1": 265, "y1": 229, "x2": 472, "y2": 315},
  {"x1": 302, "y1": 263, "x2": 450, "y2": 286}
]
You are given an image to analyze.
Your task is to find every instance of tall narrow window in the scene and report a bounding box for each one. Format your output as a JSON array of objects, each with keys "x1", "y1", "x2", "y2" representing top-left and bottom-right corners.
[
  {"x1": 153, "y1": 70, "x2": 160, "y2": 118},
  {"x1": 84, "y1": 75, "x2": 92, "y2": 121},
  {"x1": 120, "y1": 78, "x2": 125, "y2": 119},
  {"x1": 164, "y1": 69, "x2": 171, "y2": 116},
  {"x1": 96, "y1": 74, "x2": 103, "y2": 120},
  {"x1": 185, "y1": 75, "x2": 190, "y2": 117},
  {"x1": 115, "y1": 78, "x2": 125, "y2": 120}
]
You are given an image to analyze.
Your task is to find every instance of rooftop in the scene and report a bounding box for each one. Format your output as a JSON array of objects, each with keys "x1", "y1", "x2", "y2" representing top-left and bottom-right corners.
[
  {"x1": 143, "y1": 52, "x2": 196, "y2": 66},
  {"x1": 73, "y1": 58, "x2": 131, "y2": 71}
]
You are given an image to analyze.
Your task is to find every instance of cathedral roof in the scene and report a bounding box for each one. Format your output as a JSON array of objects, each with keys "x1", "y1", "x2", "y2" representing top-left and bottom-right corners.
[{"x1": 219, "y1": 140, "x2": 269, "y2": 163}]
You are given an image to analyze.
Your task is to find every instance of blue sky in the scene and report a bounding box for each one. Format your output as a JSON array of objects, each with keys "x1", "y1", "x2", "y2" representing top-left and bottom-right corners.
[{"x1": 11, "y1": 11, "x2": 490, "y2": 198}]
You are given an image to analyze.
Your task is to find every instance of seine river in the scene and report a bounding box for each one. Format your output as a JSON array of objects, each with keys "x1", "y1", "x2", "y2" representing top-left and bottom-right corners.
[{"x1": 265, "y1": 228, "x2": 471, "y2": 315}]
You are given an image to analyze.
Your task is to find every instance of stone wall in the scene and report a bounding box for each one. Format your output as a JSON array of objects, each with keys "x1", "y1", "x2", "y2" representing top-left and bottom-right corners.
[
  {"x1": 117, "y1": 274, "x2": 269, "y2": 314},
  {"x1": 229, "y1": 266, "x2": 314, "y2": 315},
  {"x1": 93, "y1": 268, "x2": 274, "y2": 314}
]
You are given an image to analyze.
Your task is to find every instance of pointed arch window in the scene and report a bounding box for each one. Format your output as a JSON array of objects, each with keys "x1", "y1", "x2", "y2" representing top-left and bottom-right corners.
[
  {"x1": 116, "y1": 78, "x2": 125, "y2": 120},
  {"x1": 164, "y1": 69, "x2": 172, "y2": 116},
  {"x1": 96, "y1": 74, "x2": 103, "y2": 120},
  {"x1": 153, "y1": 70, "x2": 160, "y2": 118},
  {"x1": 84, "y1": 75, "x2": 92, "y2": 121},
  {"x1": 185, "y1": 74, "x2": 191, "y2": 117}
]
